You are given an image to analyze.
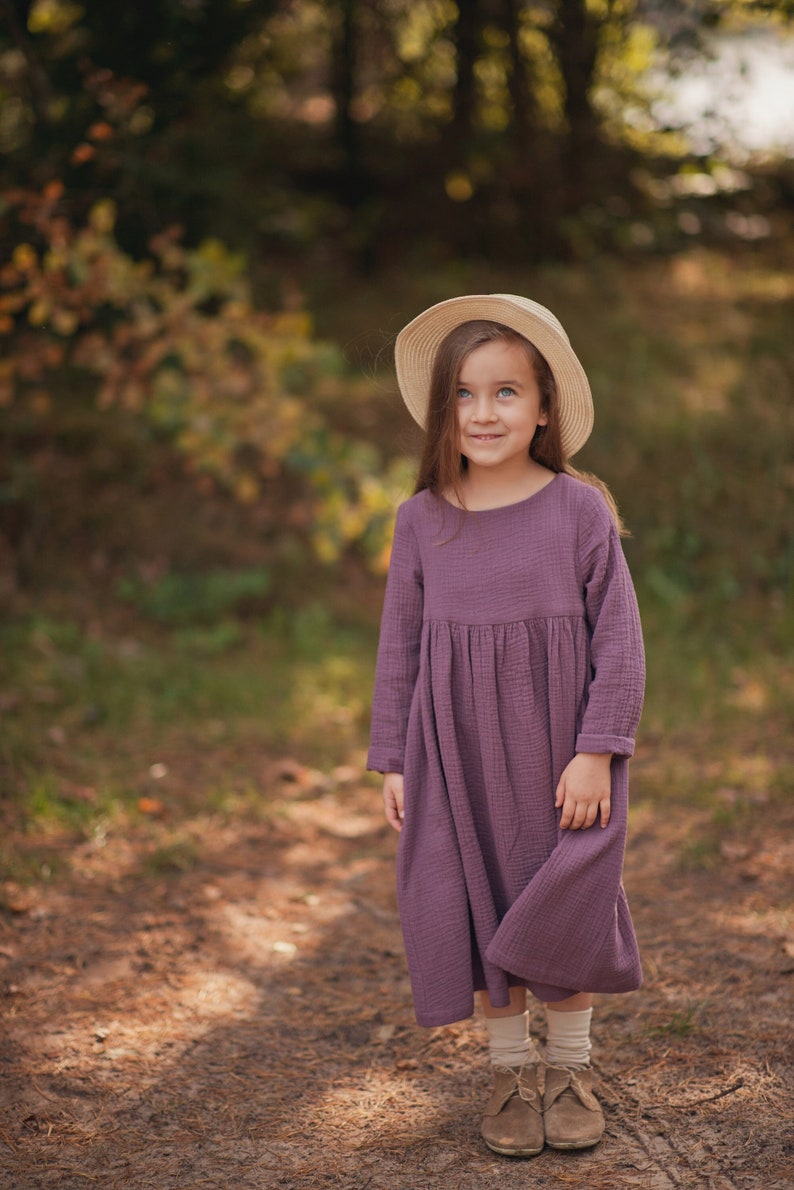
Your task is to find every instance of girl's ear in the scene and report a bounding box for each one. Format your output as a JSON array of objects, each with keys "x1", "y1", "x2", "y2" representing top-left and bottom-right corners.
[{"x1": 538, "y1": 408, "x2": 549, "y2": 427}]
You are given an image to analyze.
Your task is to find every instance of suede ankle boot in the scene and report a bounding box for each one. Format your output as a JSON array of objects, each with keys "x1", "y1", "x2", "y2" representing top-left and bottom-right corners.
[
  {"x1": 542, "y1": 1064, "x2": 605, "y2": 1150},
  {"x1": 481, "y1": 1063, "x2": 544, "y2": 1157}
]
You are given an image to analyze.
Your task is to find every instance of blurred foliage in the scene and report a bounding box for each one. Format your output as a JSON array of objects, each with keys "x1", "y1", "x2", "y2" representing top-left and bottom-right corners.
[
  {"x1": 0, "y1": 1, "x2": 792, "y2": 612},
  {"x1": 0, "y1": 183, "x2": 410, "y2": 571},
  {"x1": 2, "y1": 0, "x2": 791, "y2": 270}
]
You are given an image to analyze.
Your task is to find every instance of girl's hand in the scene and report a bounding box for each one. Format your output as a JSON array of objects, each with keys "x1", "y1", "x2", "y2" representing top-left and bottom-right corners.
[
  {"x1": 382, "y1": 772, "x2": 405, "y2": 832},
  {"x1": 555, "y1": 753, "x2": 613, "y2": 830}
]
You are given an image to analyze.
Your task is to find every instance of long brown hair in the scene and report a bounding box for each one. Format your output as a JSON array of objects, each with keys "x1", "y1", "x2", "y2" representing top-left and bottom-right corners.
[{"x1": 413, "y1": 319, "x2": 625, "y2": 533}]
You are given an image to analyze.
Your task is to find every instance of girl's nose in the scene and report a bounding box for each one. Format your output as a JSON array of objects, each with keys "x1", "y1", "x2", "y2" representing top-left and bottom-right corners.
[{"x1": 471, "y1": 394, "x2": 497, "y2": 421}]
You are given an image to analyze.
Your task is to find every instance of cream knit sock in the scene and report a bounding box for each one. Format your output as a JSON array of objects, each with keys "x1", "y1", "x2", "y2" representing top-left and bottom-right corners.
[
  {"x1": 485, "y1": 1011, "x2": 536, "y2": 1069},
  {"x1": 544, "y1": 1007, "x2": 593, "y2": 1070}
]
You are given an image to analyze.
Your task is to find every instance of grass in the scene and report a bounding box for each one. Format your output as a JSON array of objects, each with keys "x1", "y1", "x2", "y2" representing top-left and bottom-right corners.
[
  {"x1": 142, "y1": 836, "x2": 203, "y2": 877},
  {"x1": 1, "y1": 603, "x2": 375, "y2": 748},
  {"x1": 0, "y1": 604, "x2": 380, "y2": 882},
  {"x1": 643, "y1": 1006, "x2": 700, "y2": 1039}
]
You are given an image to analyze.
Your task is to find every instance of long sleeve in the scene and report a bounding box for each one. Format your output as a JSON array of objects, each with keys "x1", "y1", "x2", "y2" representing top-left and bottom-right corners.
[
  {"x1": 367, "y1": 503, "x2": 424, "y2": 774},
  {"x1": 575, "y1": 495, "x2": 645, "y2": 758}
]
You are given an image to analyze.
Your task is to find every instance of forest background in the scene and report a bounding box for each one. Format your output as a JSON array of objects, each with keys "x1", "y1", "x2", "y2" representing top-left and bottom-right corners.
[{"x1": 1, "y1": 3, "x2": 793, "y2": 1185}]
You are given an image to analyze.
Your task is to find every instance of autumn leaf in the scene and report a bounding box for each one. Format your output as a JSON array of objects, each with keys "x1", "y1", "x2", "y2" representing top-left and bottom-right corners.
[
  {"x1": 71, "y1": 143, "x2": 96, "y2": 165},
  {"x1": 137, "y1": 797, "x2": 166, "y2": 817}
]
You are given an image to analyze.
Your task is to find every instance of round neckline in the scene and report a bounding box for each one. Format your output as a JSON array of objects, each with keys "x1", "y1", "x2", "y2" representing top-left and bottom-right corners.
[{"x1": 439, "y1": 472, "x2": 560, "y2": 514}]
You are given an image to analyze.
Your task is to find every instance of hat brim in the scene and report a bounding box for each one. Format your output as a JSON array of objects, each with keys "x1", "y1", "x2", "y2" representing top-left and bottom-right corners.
[{"x1": 395, "y1": 294, "x2": 594, "y2": 458}]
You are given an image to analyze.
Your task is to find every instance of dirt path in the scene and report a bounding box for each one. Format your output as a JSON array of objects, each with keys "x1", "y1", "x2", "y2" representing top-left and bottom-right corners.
[{"x1": 2, "y1": 764, "x2": 792, "y2": 1189}]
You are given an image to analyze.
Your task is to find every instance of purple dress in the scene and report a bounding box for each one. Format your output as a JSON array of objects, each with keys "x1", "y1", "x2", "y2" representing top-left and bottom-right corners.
[{"x1": 367, "y1": 474, "x2": 645, "y2": 1028}]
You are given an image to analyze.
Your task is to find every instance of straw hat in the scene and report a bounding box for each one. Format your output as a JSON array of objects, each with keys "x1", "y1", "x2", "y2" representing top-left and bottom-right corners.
[{"x1": 395, "y1": 294, "x2": 594, "y2": 457}]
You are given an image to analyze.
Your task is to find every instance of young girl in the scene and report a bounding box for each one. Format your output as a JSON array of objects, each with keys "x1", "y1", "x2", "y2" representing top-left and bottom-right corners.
[{"x1": 367, "y1": 294, "x2": 645, "y2": 1158}]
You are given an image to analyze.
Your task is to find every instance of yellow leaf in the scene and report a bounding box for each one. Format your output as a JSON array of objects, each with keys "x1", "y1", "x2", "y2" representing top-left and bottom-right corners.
[
  {"x1": 28, "y1": 299, "x2": 51, "y2": 326},
  {"x1": 89, "y1": 199, "x2": 117, "y2": 235},
  {"x1": 52, "y1": 308, "x2": 80, "y2": 336},
  {"x1": 234, "y1": 475, "x2": 260, "y2": 504},
  {"x1": 12, "y1": 244, "x2": 37, "y2": 272},
  {"x1": 44, "y1": 249, "x2": 69, "y2": 273},
  {"x1": 373, "y1": 541, "x2": 392, "y2": 574}
]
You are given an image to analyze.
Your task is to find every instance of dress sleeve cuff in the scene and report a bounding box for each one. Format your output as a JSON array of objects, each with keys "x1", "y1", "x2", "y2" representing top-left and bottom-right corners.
[
  {"x1": 576, "y1": 733, "x2": 635, "y2": 758},
  {"x1": 366, "y1": 748, "x2": 405, "y2": 775}
]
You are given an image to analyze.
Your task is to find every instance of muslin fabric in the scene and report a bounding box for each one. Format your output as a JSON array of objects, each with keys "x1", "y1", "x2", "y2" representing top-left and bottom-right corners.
[{"x1": 367, "y1": 474, "x2": 645, "y2": 1027}]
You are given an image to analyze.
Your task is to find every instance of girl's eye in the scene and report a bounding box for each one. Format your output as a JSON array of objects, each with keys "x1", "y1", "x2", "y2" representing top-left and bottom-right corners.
[
  {"x1": 497, "y1": 387, "x2": 515, "y2": 398},
  {"x1": 456, "y1": 388, "x2": 472, "y2": 400}
]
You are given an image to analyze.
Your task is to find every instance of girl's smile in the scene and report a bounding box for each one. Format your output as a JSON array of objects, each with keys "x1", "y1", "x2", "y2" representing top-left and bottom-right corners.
[{"x1": 456, "y1": 339, "x2": 548, "y2": 475}]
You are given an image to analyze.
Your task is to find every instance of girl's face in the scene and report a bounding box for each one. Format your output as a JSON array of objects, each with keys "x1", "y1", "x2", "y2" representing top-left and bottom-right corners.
[{"x1": 455, "y1": 338, "x2": 548, "y2": 475}]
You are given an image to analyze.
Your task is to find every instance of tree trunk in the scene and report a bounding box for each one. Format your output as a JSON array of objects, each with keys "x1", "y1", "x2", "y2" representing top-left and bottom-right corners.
[
  {"x1": 502, "y1": 0, "x2": 534, "y2": 146},
  {"x1": 548, "y1": 0, "x2": 601, "y2": 210},
  {"x1": 451, "y1": 0, "x2": 482, "y2": 143},
  {"x1": 330, "y1": 0, "x2": 362, "y2": 208}
]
